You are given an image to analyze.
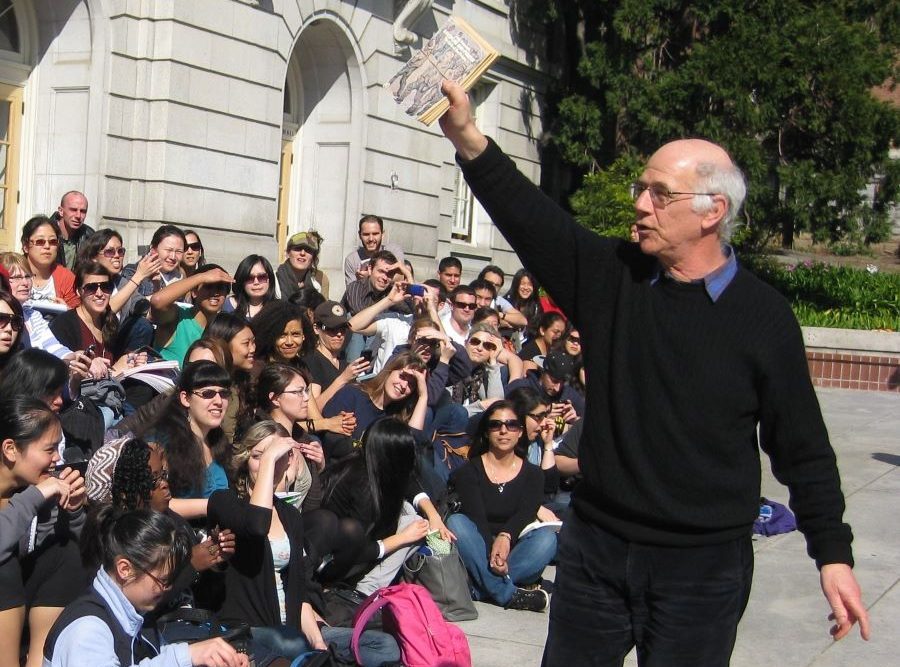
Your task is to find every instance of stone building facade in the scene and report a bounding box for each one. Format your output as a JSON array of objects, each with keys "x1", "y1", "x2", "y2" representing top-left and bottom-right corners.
[{"x1": 0, "y1": 0, "x2": 547, "y2": 284}]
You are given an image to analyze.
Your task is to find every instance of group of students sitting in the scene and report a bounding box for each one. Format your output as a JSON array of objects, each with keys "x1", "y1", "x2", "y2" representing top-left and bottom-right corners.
[{"x1": 0, "y1": 214, "x2": 586, "y2": 666}]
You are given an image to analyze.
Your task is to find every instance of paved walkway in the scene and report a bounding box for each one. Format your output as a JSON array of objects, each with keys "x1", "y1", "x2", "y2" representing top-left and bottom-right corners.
[{"x1": 458, "y1": 388, "x2": 900, "y2": 666}]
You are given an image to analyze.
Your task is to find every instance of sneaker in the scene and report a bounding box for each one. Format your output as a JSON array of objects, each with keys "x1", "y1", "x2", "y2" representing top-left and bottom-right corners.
[{"x1": 506, "y1": 587, "x2": 550, "y2": 612}]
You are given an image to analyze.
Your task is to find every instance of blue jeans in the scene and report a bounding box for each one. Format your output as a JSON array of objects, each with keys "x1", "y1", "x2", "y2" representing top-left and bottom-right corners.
[
  {"x1": 541, "y1": 510, "x2": 753, "y2": 667},
  {"x1": 251, "y1": 624, "x2": 400, "y2": 667},
  {"x1": 446, "y1": 513, "x2": 557, "y2": 606}
]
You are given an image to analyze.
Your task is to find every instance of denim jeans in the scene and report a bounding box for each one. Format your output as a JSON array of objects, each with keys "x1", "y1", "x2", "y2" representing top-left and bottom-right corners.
[
  {"x1": 251, "y1": 624, "x2": 400, "y2": 667},
  {"x1": 541, "y1": 511, "x2": 754, "y2": 667},
  {"x1": 446, "y1": 513, "x2": 557, "y2": 606}
]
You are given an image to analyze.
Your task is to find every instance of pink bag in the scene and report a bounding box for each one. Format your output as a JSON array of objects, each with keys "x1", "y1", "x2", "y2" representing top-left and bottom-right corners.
[{"x1": 351, "y1": 583, "x2": 472, "y2": 667}]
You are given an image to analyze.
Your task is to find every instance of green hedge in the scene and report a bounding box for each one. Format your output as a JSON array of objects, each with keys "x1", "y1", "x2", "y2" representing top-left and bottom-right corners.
[{"x1": 742, "y1": 256, "x2": 900, "y2": 331}]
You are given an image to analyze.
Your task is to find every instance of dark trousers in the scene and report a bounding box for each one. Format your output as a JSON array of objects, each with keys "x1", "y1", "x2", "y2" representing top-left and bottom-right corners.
[{"x1": 542, "y1": 511, "x2": 753, "y2": 667}]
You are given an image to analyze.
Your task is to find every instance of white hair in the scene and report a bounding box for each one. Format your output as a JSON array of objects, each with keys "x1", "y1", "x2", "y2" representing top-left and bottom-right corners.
[{"x1": 691, "y1": 161, "x2": 747, "y2": 242}]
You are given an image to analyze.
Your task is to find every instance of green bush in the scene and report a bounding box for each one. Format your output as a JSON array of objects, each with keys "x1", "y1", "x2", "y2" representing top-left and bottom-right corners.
[{"x1": 742, "y1": 255, "x2": 900, "y2": 331}]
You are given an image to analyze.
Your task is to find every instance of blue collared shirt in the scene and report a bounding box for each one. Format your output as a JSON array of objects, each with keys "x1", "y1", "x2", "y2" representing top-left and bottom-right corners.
[{"x1": 650, "y1": 244, "x2": 738, "y2": 302}]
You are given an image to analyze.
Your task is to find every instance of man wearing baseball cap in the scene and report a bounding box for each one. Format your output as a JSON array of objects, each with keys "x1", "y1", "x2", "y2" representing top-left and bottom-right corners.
[{"x1": 506, "y1": 350, "x2": 585, "y2": 421}]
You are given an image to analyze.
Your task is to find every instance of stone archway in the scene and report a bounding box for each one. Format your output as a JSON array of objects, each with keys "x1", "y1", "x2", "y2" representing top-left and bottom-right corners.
[{"x1": 279, "y1": 17, "x2": 365, "y2": 279}]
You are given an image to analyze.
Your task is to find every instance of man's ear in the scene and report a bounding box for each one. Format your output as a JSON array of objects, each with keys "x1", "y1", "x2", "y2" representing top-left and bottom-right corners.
[{"x1": 700, "y1": 194, "x2": 728, "y2": 234}]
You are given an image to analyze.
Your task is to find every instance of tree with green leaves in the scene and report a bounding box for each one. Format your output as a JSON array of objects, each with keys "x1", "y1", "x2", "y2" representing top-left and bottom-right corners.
[{"x1": 514, "y1": 0, "x2": 900, "y2": 249}]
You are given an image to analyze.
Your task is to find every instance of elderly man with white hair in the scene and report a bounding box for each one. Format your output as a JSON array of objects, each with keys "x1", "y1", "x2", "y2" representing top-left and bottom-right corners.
[{"x1": 436, "y1": 81, "x2": 869, "y2": 667}]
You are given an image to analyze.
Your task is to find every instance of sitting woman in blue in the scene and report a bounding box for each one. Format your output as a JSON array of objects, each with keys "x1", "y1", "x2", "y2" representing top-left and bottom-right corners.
[
  {"x1": 447, "y1": 400, "x2": 558, "y2": 613},
  {"x1": 132, "y1": 361, "x2": 232, "y2": 520},
  {"x1": 44, "y1": 508, "x2": 247, "y2": 667}
]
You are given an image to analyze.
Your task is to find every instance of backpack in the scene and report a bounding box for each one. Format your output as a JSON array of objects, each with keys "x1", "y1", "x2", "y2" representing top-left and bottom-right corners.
[
  {"x1": 432, "y1": 431, "x2": 471, "y2": 483},
  {"x1": 351, "y1": 583, "x2": 472, "y2": 667}
]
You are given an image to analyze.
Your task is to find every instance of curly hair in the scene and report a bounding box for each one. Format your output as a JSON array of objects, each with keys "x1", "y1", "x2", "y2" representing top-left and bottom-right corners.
[
  {"x1": 111, "y1": 438, "x2": 154, "y2": 511},
  {"x1": 250, "y1": 300, "x2": 315, "y2": 363}
]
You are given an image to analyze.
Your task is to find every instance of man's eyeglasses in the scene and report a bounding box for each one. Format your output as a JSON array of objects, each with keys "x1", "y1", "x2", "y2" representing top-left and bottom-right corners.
[
  {"x1": 150, "y1": 468, "x2": 169, "y2": 487},
  {"x1": 185, "y1": 242, "x2": 203, "y2": 252},
  {"x1": 192, "y1": 388, "x2": 230, "y2": 400},
  {"x1": 29, "y1": 238, "x2": 59, "y2": 248},
  {"x1": 101, "y1": 247, "x2": 127, "y2": 258},
  {"x1": 630, "y1": 182, "x2": 717, "y2": 209},
  {"x1": 526, "y1": 410, "x2": 551, "y2": 422},
  {"x1": 453, "y1": 301, "x2": 477, "y2": 311},
  {"x1": 247, "y1": 272, "x2": 269, "y2": 284},
  {"x1": 468, "y1": 337, "x2": 497, "y2": 352},
  {"x1": 486, "y1": 419, "x2": 522, "y2": 433},
  {"x1": 80, "y1": 281, "x2": 114, "y2": 295},
  {"x1": 0, "y1": 313, "x2": 24, "y2": 331}
]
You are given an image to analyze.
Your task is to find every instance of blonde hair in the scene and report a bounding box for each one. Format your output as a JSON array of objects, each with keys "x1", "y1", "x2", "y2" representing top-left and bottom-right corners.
[
  {"x1": 0, "y1": 252, "x2": 29, "y2": 275},
  {"x1": 231, "y1": 420, "x2": 290, "y2": 500}
]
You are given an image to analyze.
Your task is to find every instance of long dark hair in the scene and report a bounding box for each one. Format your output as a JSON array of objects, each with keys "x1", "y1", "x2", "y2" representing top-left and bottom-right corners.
[
  {"x1": 250, "y1": 300, "x2": 315, "y2": 362},
  {"x1": 76, "y1": 228, "x2": 124, "y2": 272},
  {"x1": 0, "y1": 290, "x2": 24, "y2": 370},
  {"x1": 360, "y1": 351, "x2": 427, "y2": 423},
  {"x1": 505, "y1": 269, "x2": 542, "y2": 330},
  {"x1": 322, "y1": 417, "x2": 417, "y2": 539},
  {"x1": 76, "y1": 262, "x2": 120, "y2": 349},
  {"x1": 204, "y1": 312, "x2": 253, "y2": 422},
  {"x1": 111, "y1": 438, "x2": 155, "y2": 511},
  {"x1": 133, "y1": 361, "x2": 232, "y2": 496},
  {"x1": 468, "y1": 400, "x2": 523, "y2": 460},
  {"x1": 232, "y1": 255, "x2": 276, "y2": 317},
  {"x1": 0, "y1": 348, "x2": 67, "y2": 399}
]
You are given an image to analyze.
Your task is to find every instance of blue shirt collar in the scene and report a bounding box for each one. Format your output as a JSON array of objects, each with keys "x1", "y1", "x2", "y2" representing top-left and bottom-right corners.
[{"x1": 649, "y1": 244, "x2": 737, "y2": 302}]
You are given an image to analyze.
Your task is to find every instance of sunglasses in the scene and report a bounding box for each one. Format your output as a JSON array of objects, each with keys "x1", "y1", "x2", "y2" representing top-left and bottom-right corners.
[
  {"x1": 150, "y1": 468, "x2": 169, "y2": 487},
  {"x1": 247, "y1": 272, "x2": 269, "y2": 284},
  {"x1": 289, "y1": 245, "x2": 316, "y2": 254},
  {"x1": 30, "y1": 238, "x2": 59, "y2": 247},
  {"x1": 319, "y1": 324, "x2": 348, "y2": 334},
  {"x1": 453, "y1": 301, "x2": 477, "y2": 311},
  {"x1": 80, "y1": 281, "x2": 114, "y2": 295},
  {"x1": 568, "y1": 336, "x2": 581, "y2": 344},
  {"x1": 486, "y1": 419, "x2": 522, "y2": 433},
  {"x1": 101, "y1": 247, "x2": 127, "y2": 258},
  {"x1": 527, "y1": 410, "x2": 551, "y2": 421},
  {"x1": 0, "y1": 313, "x2": 24, "y2": 331},
  {"x1": 200, "y1": 282, "x2": 229, "y2": 295},
  {"x1": 185, "y1": 242, "x2": 203, "y2": 252},
  {"x1": 468, "y1": 337, "x2": 497, "y2": 352},
  {"x1": 192, "y1": 388, "x2": 230, "y2": 400},
  {"x1": 414, "y1": 337, "x2": 440, "y2": 347}
]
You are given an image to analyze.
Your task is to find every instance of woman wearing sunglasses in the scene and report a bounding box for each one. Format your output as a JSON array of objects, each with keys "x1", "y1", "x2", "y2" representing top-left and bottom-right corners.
[
  {"x1": 180, "y1": 230, "x2": 206, "y2": 278},
  {"x1": 225, "y1": 255, "x2": 278, "y2": 321},
  {"x1": 130, "y1": 361, "x2": 233, "y2": 520},
  {"x1": 0, "y1": 290, "x2": 25, "y2": 371},
  {"x1": 20, "y1": 216, "x2": 79, "y2": 309},
  {"x1": 49, "y1": 263, "x2": 147, "y2": 375},
  {"x1": 44, "y1": 508, "x2": 247, "y2": 667},
  {"x1": 446, "y1": 400, "x2": 558, "y2": 613},
  {"x1": 77, "y1": 228, "x2": 163, "y2": 315}
]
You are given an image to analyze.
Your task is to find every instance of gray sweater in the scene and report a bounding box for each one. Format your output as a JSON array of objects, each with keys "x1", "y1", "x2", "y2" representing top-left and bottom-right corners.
[{"x1": 1, "y1": 486, "x2": 48, "y2": 558}]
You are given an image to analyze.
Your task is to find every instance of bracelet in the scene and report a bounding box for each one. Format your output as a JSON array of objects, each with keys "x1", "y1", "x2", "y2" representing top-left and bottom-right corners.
[
  {"x1": 496, "y1": 532, "x2": 511, "y2": 541},
  {"x1": 128, "y1": 277, "x2": 139, "y2": 287}
]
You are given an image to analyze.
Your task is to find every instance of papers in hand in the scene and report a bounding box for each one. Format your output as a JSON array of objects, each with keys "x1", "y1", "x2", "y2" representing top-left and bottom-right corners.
[
  {"x1": 114, "y1": 360, "x2": 179, "y2": 392},
  {"x1": 386, "y1": 16, "x2": 499, "y2": 125},
  {"x1": 518, "y1": 520, "x2": 563, "y2": 539}
]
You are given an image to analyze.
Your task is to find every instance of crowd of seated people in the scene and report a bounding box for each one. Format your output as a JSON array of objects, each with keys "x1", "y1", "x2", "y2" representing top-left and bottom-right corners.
[{"x1": 0, "y1": 202, "x2": 587, "y2": 665}]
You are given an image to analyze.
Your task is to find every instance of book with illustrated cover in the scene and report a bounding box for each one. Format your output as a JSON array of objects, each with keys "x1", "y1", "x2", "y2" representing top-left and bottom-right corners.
[{"x1": 386, "y1": 17, "x2": 500, "y2": 126}]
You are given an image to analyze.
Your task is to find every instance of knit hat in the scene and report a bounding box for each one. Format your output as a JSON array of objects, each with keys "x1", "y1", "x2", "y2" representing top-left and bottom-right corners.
[{"x1": 85, "y1": 433, "x2": 132, "y2": 504}]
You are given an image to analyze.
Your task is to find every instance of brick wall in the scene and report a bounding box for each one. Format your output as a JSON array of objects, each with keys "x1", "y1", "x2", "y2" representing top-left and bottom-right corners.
[{"x1": 807, "y1": 351, "x2": 900, "y2": 391}]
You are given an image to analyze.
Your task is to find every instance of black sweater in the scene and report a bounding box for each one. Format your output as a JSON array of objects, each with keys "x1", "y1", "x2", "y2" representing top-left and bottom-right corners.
[
  {"x1": 450, "y1": 456, "x2": 544, "y2": 552},
  {"x1": 459, "y1": 139, "x2": 853, "y2": 567},
  {"x1": 207, "y1": 489, "x2": 307, "y2": 629}
]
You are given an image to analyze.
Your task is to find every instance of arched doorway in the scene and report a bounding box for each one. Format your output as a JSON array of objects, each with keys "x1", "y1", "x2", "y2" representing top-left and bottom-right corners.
[{"x1": 277, "y1": 18, "x2": 364, "y2": 278}]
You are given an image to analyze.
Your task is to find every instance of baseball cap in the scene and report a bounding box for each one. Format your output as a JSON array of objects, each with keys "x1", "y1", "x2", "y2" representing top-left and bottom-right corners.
[
  {"x1": 314, "y1": 301, "x2": 350, "y2": 328},
  {"x1": 543, "y1": 350, "x2": 575, "y2": 381}
]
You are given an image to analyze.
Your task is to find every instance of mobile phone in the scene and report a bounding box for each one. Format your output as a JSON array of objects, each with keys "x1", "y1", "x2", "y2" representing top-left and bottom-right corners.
[
  {"x1": 51, "y1": 460, "x2": 88, "y2": 476},
  {"x1": 360, "y1": 349, "x2": 374, "y2": 363},
  {"x1": 84, "y1": 343, "x2": 97, "y2": 359},
  {"x1": 133, "y1": 345, "x2": 163, "y2": 360},
  {"x1": 407, "y1": 284, "x2": 426, "y2": 297}
]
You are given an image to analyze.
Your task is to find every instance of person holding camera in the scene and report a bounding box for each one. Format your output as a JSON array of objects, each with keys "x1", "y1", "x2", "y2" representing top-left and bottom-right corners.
[{"x1": 44, "y1": 508, "x2": 248, "y2": 667}]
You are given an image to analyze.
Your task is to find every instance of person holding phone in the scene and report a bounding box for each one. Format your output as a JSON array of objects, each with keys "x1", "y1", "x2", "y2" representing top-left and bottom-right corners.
[{"x1": 0, "y1": 397, "x2": 90, "y2": 667}]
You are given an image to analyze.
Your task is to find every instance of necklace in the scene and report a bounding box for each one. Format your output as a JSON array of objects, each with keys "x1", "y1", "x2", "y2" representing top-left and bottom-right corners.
[{"x1": 484, "y1": 454, "x2": 518, "y2": 494}]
